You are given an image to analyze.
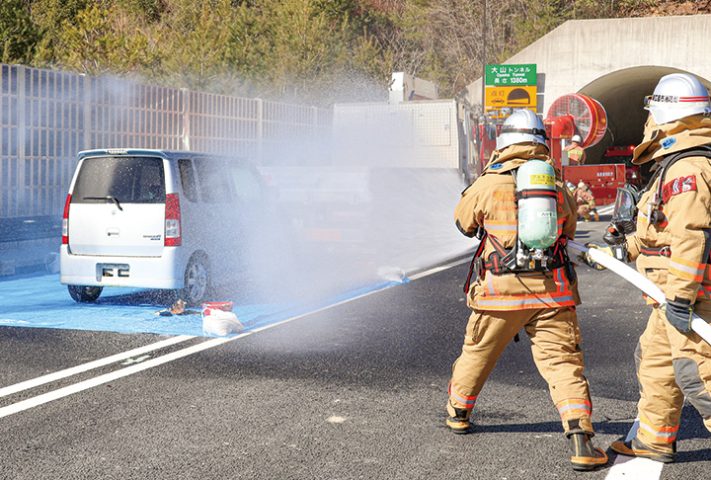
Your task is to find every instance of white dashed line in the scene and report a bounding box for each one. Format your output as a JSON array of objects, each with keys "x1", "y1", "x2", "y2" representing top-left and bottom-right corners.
[
  {"x1": 408, "y1": 257, "x2": 471, "y2": 281},
  {"x1": 1, "y1": 254, "x2": 464, "y2": 418},
  {"x1": 597, "y1": 204, "x2": 615, "y2": 215},
  {"x1": 0, "y1": 334, "x2": 194, "y2": 398},
  {"x1": 0, "y1": 281, "x2": 399, "y2": 418}
]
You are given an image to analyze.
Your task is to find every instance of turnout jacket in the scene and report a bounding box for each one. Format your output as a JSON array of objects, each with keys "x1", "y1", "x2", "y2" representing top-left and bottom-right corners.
[
  {"x1": 455, "y1": 143, "x2": 581, "y2": 311},
  {"x1": 565, "y1": 143, "x2": 586, "y2": 164},
  {"x1": 574, "y1": 187, "x2": 595, "y2": 209},
  {"x1": 627, "y1": 115, "x2": 711, "y2": 305}
]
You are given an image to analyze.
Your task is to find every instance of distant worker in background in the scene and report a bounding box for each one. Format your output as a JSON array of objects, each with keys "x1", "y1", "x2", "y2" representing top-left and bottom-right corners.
[
  {"x1": 604, "y1": 73, "x2": 711, "y2": 463},
  {"x1": 446, "y1": 109, "x2": 607, "y2": 471},
  {"x1": 565, "y1": 134, "x2": 587, "y2": 165},
  {"x1": 574, "y1": 181, "x2": 599, "y2": 221}
]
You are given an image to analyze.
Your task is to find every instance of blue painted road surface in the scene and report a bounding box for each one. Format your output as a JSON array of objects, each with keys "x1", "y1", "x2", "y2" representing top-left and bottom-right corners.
[{"x1": 0, "y1": 273, "x2": 406, "y2": 337}]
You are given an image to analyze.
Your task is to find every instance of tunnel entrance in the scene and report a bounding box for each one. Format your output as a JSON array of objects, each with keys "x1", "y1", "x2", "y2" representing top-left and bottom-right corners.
[{"x1": 577, "y1": 66, "x2": 711, "y2": 170}]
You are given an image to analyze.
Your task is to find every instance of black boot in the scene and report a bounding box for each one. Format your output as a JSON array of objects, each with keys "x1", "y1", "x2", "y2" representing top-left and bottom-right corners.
[
  {"x1": 567, "y1": 431, "x2": 608, "y2": 471},
  {"x1": 446, "y1": 401, "x2": 472, "y2": 434}
]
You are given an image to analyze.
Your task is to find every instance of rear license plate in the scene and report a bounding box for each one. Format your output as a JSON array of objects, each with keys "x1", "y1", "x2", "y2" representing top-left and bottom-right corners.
[{"x1": 96, "y1": 263, "x2": 130, "y2": 281}]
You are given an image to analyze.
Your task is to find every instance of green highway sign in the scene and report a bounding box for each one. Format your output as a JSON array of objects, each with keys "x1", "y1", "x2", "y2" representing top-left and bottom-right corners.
[{"x1": 485, "y1": 64, "x2": 537, "y2": 86}]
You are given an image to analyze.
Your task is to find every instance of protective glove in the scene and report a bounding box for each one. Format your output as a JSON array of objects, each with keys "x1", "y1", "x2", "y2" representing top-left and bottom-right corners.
[
  {"x1": 664, "y1": 298, "x2": 694, "y2": 333},
  {"x1": 583, "y1": 243, "x2": 614, "y2": 271}
]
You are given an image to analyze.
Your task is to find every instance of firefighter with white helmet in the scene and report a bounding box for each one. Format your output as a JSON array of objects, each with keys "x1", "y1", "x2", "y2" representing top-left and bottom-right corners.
[
  {"x1": 447, "y1": 109, "x2": 607, "y2": 471},
  {"x1": 607, "y1": 73, "x2": 711, "y2": 462},
  {"x1": 565, "y1": 134, "x2": 586, "y2": 164}
]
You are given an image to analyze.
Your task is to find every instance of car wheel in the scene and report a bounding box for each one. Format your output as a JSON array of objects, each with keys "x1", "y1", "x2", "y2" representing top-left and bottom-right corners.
[
  {"x1": 182, "y1": 253, "x2": 210, "y2": 306},
  {"x1": 68, "y1": 285, "x2": 103, "y2": 303}
]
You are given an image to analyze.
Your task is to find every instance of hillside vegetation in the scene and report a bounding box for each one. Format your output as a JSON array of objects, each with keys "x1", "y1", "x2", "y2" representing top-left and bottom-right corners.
[{"x1": 1, "y1": 0, "x2": 707, "y2": 103}]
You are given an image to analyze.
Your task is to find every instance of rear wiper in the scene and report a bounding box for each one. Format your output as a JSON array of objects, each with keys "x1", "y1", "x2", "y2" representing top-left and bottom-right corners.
[{"x1": 83, "y1": 196, "x2": 124, "y2": 211}]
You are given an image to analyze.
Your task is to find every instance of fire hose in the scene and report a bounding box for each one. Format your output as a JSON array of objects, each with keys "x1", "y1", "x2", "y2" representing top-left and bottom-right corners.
[{"x1": 567, "y1": 240, "x2": 711, "y2": 345}]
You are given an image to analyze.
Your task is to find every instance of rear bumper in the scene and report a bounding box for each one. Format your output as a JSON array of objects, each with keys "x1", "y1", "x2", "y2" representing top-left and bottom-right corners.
[{"x1": 59, "y1": 245, "x2": 185, "y2": 289}]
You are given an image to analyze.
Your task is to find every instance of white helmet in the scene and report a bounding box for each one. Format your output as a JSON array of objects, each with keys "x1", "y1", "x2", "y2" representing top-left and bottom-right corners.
[
  {"x1": 571, "y1": 134, "x2": 582, "y2": 143},
  {"x1": 645, "y1": 73, "x2": 711, "y2": 124},
  {"x1": 496, "y1": 109, "x2": 548, "y2": 150}
]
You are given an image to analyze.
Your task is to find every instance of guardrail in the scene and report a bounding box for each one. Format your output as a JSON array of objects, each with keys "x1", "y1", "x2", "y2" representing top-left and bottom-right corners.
[{"x1": 0, "y1": 64, "x2": 330, "y2": 220}]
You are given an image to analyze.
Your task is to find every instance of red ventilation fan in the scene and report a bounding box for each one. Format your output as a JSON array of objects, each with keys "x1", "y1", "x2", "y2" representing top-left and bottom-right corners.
[{"x1": 546, "y1": 94, "x2": 607, "y2": 148}]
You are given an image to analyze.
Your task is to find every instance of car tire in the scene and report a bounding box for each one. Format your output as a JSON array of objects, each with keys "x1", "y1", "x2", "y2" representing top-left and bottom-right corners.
[
  {"x1": 181, "y1": 253, "x2": 210, "y2": 306},
  {"x1": 68, "y1": 285, "x2": 103, "y2": 303}
]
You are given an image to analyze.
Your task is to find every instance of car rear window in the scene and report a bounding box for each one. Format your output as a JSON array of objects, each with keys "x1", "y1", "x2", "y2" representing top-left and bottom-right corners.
[{"x1": 72, "y1": 156, "x2": 165, "y2": 204}]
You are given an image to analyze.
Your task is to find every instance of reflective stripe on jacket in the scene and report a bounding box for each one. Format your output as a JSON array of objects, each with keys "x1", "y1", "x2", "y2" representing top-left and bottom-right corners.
[
  {"x1": 628, "y1": 143, "x2": 711, "y2": 304},
  {"x1": 455, "y1": 144, "x2": 580, "y2": 311},
  {"x1": 566, "y1": 146, "x2": 585, "y2": 163}
]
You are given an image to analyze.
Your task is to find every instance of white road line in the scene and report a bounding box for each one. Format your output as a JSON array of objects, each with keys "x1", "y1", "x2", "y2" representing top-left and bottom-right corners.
[
  {"x1": 0, "y1": 256, "x2": 491, "y2": 418},
  {"x1": 597, "y1": 205, "x2": 615, "y2": 215},
  {"x1": 408, "y1": 257, "x2": 471, "y2": 281},
  {"x1": 605, "y1": 419, "x2": 664, "y2": 480},
  {"x1": 0, "y1": 334, "x2": 194, "y2": 398},
  {"x1": 0, "y1": 282, "x2": 396, "y2": 419}
]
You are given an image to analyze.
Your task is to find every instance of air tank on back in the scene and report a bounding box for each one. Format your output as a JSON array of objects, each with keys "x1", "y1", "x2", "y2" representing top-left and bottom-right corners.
[{"x1": 516, "y1": 159, "x2": 558, "y2": 250}]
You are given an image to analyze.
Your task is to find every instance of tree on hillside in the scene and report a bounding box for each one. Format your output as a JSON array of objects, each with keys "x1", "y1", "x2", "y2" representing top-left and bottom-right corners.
[
  {"x1": 0, "y1": 0, "x2": 686, "y2": 103},
  {"x1": 51, "y1": 3, "x2": 157, "y2": 75},
  {"x1": 267, "y1": 0, "x2": 353, "y2": 98},
  {"x1": 118, "y1": 0, "x2": 165, "y2": 22},
  {"x1": 30, "y1": 0, "x2": 88, "y2": 65},
  {"x1": 221, "y1": 2, "x2": 274, "y2": 93},
  {"x1": 500, "y1": 0, "x2": 658, "y2": 59},
  {"x1": 424, "y1": 0, "x2": 485, "y2": 95},
  {"x1": 0, "y1": 0, "x2": 39, "y2": 64},
  {"x1": 156, "y1": 0, "x2": 240, "y2": 91}
]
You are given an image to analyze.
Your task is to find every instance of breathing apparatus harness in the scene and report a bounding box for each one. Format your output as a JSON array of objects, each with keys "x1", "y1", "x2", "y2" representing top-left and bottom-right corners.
[
  {"x1": 463, "y1": 160, "x2": 573, "y2": 294},
  {"x1": 646, "y1": 145, "x2": 711, "y2": 223},
  {"x1": 604, "y1": 145, "x2": 711, "y2": 255}
]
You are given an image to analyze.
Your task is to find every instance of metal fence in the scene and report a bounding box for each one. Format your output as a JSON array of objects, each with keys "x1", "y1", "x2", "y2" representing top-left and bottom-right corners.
[{"x1": 0, "y1": 64, "x2": 330, "y2": 219}]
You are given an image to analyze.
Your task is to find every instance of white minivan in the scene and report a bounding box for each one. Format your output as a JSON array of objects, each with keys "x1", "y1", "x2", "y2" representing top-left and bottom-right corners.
[{"x1": 60, "y1": 149, "x2": 267, "y2": 304}]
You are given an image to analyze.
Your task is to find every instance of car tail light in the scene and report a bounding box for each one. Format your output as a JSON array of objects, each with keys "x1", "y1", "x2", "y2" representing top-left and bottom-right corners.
[
  {"x1": 165, "y1": 193, "x2": 181, "y2": 246},
  {"x1": 62, "y1": 194, "x2": 71, "y2": 245}
]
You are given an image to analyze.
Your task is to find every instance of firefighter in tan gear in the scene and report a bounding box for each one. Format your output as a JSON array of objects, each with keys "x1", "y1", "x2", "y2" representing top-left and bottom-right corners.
[
  {"x1": 565, "y1": 134, "x2": 586, "y2": 165},
  {"x1": 607, "y1": 73, "x2": 711, "y2": 463},
  {"x1": 447, "y1": 109, "x2": 607, "y2": 471},
  {"x1": 574, "y1": 181, "x2": 599, "y2": 222}
]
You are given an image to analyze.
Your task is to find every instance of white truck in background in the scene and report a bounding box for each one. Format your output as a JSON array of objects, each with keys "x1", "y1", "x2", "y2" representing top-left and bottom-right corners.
[
  {"x1": 332, "y1": 98, "x2": 473, "y2": 177},
  {"x1": 264, "y1": 92, "x2": 476, "y2": 271}
]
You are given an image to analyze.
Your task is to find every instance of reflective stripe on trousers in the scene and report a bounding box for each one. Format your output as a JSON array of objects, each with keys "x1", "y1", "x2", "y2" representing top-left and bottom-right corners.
[{"x1": 448, "y1": 307, "x2": 592, "y2": 433}]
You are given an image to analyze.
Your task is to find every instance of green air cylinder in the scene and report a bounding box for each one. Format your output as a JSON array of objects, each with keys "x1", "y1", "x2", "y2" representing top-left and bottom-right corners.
[{"x1": 516, "y1": 160, "x2": 558, "y2": 249}]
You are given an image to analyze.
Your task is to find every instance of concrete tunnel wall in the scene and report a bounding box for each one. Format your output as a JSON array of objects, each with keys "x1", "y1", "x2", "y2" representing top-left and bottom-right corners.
[{"x1": 464, "y1": 15, "x2": 711, "y2": 164}]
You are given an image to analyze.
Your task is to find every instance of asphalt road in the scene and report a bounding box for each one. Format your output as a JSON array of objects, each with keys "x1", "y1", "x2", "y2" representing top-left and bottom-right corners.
[{"x1": 0, "y1": 221, "x2": 709, "y2": 479}]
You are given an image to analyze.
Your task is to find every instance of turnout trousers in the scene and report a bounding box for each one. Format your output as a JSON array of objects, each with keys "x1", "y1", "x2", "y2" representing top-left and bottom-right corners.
[
  {"x1": 634, "y1": 305, "x2": 711, "y2": 453},
  {"x1": 448, "y1": 306, "x2": 594, "y2": 433}
]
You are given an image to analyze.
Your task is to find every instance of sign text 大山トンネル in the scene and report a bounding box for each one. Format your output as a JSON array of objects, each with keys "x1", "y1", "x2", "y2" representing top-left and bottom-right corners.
[{"x1": 485, "y1": 64, "x2": 537, "y2": 86}]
